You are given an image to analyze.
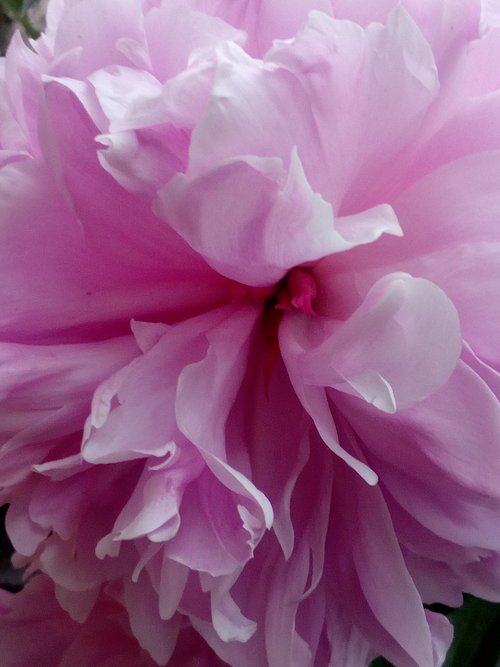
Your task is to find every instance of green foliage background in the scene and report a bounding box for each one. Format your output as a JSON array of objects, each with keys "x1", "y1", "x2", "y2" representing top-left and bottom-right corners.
[
  {"x1": 1, "y1": 0, "x2": 24, "y2": 13},
  {"x1": 0, "y1": 0, "x2": 40, "y2": 44}
]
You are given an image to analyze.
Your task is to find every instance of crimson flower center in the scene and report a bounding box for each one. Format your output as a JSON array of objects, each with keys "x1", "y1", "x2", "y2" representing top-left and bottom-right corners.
[
  {"x1": 230, "y1": 267, "x2": 318, "y2": 317},
  {"x1": 274, "y1": 267, "x2": 318, "y2": 316}
]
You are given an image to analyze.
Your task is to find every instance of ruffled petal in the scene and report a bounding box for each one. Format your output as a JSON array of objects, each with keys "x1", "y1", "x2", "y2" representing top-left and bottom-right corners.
[
  {"x1": 188, "y1": 0, "x2": 333, "y2": 57},
  {"x1": 282, "y1": 273, "x2": 461, "y2": 413},
  {"x1": 327, "y1": 435, "x2": 447, "y2": 667},
  {"x1": 189, "y1": 8, "x2": 438, "y2": 211}
]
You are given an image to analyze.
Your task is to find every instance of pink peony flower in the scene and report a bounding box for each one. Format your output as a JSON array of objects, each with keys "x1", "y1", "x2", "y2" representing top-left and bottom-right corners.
[{"x1": 1, "y1": 0, "x2": 500, "y2": 665}]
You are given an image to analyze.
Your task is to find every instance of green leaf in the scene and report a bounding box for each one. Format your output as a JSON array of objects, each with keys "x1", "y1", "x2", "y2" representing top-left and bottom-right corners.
[
  {"x1": 0, "y1": 0, "x2": 39, "y2": 39},
  {"x1": 0, "y1": 0, "x2": 24, "y2": 14},
  {"x1": 443, "y1": 595, "x2": 500, "y2": 667}
]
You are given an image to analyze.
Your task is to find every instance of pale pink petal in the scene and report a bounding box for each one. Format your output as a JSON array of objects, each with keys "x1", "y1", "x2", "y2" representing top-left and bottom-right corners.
[
  {"x1": 144, "y1": 0, "x2": 244, "y2": 81},
  {"x1": 157, "y1": 151, "x2": 401, "y2": 285},
  {"x1": 156, "y1": 152, "x2": 335, "y2": 285},
  {"x1": 282, "y1": 273, "x2": 461, "y2": 413},
  {"x1": 330, "y1": 0, "x2": 396, "y2": 24},
  {"x1": 0, "y1": 73, "x2": 26, "y2": 157},
  {"x1": 163, "y1": 470, "x2": 260, "y2": 576},
  {"x1": 39, "y1": 78, "x2": 227, "y2": 330},
  {"x1": 52, "y1": 0, "x2": 146, "y2": 78},
  {"x1": 454, "y1": 552, "x2": 500, "y2": 601},
  {"x1": 90, "y1": 66, "x2": 163, "y2": 132},
  {"x1": 0, "y1": 336, "x2": 137, "y2": 500},
  {"x1": 79, "y1": 307, "x2": 272, "y2": 589},
  {"x1": 5, "y1": 489, "x2": 49, "y2": 557},
  {"x1": 158, "y1": 557, "x2": 189, "y2": 621},
  {"x1": 199, "y1": 574, "x2": 257, "y2": 643},
  {"x1": 173, "y1": 307, "x2": 274, "y2": 530},
  {"x1": 262, "y1": 440, "x2": 333, "y2": 667},
  {"x1": 90, "y1": 58, "x2": 218, "y2": 196},
  {"x1": 96, "y1": 126, "x2": 188, "y2": 197},
  {"x1": 327, "y1": 445, "x2": 444, "y2": 667},
  {"x1": 0, "y1": 336, "x2": 137, "y2": 406},
  {"x1": 83, "y1": 307, "x2": 255, "y2": 464},
  {"x1": 402, "y1": 0, "x2": 480, "y2": 67},
  {"x1": 482, "y1": 0, "x2": 500, "y2": 29},
  {"x1": 352, "y1": 150, "x2": 500, "y2": 272},
  {"x1": 403, "y1": 552, "x2": 463, "y2": 607},
  {"x1": 381, "y1": 460, "x2": 500, "y2": 552},
  {"x1": 264, "y1": 541, "x2": 315, "y2": 667},
  {"x1": 392, "y1": 243, "x2": 500, "y2": 366},
  {"x1": 81, "y1": 337, "x2": 182, "y2": 464},
  {"x1": 189, "y1": 9, "x2": 438, "y2": 211},
  {"x1": 426, "y1": 611, "x2": 454, "y2": 667},
  {"x1": 462, "y1": 343, "x2": 500, "y2": 397},
  {"x1": 325, "y1": 603, "x2": 374, "y2": 667},
  {"x1": 335, "y1": 361, "x2": 500, "y2": 519},
  {"x1": 388, "y1": 494, "x2": 490, "y2": 567},
  {"x1": 96, "y1": 446, "x2": 203, "y2": 557},
  {"x1": 0, "y1": 577, "x2": 86, "y2": 666},
  {"x1": 405, "y1": 93, "x2": 500, "y2": 186},
  {"x1": 175, "y1": 306, "x2": 260, "y2": 454},
  {"x1": 3, "y1": 31, "x2": 45, "y2": 156},
  {"x1": 188, "y1": 0, "x2": 333, "y2": 56}
]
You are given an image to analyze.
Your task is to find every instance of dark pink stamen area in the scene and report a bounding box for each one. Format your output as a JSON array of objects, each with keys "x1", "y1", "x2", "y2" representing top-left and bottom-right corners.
[
  {"x1": 275, "y1": 267, "x2": 318, "y2": 316},
  {"x1": 228, "y1": 268, "x2": 318, "y2": 316}
]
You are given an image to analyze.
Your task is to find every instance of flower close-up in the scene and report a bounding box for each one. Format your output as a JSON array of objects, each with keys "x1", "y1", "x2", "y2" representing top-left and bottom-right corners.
[{"x1": 1, "y1": 0, "x2": 500, "y2": 665}]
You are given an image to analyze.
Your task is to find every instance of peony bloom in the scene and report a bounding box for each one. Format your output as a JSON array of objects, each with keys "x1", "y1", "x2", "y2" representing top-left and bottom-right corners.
[{"x1": 1, "y1": 0, "x2": 500, "y2": 665}]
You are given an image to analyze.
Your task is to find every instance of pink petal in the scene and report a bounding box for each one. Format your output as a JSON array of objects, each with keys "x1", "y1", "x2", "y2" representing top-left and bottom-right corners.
[
  {"x1": 83, "y1": 306, "x2": 256, "y2": 464},
  {"x1": 96, "y1": 447, "x2": 202, "y2": 555},
  {"x1": 226, "y1": 355, "x2": 311, "y2": 558},
  {"x1": 189, "y1": 8, "x2": 438, "y2": 211},
  {"x1": 122, "y1": 576, "x2": 181, "y2": 665},
  {"x1": 402, "y1": 0, "x2": 480, "y2": 67},
  {"x1": 355, "y1": 150, "x2": 500, "y2": 271},
  {"x1": 176, "y1": 306, "x2": 259, "y2": 455},
  {"x1": 144, "y1": 0, "x2": 245, "y2": 81},
  {"x1": 188, "y1": 0, "x2": 333, "y2": 57},
  {"x1": 156, "y1": 151, "x2": 336, "y2": 285},
  {"x1": 0, "y1": 336, "x2": 137, "y2": 493},
  {"x1": 330, "y1": 0, "x2": 396, "y2": 25},
  {"x1": 336, "y1": 357, "x2": 500, "y2": 499},
  {"x1": 54, "y1": 585, "x2": 100, "y2": 624},
  {"x1": 3, "y1": 31, "x2": 44, "y2": 156},
  {"x1": 328, "y1": 445, "x2": 443, "y2": 667},
  {"x1": 158, "y1": 149, "x2": 401, "y2": 285},
  {"x1": 381, "y1": 460, "x2": 500, "y2": 552},
  {"x1": 282, "y1": 273, "x2": 461, "y2": 412},
  {"x1": 395, "y1": 242, "x2": 500, "y2": 366},
  {"x1": 163, "y1": 470, "x2": 259, "y2": 576},
  {"x1": 52, "y1": 0, "x2": 146, "y2": 79},
  {"x1": 90, "y1": 66, "x2": 163, "y2": 132}
]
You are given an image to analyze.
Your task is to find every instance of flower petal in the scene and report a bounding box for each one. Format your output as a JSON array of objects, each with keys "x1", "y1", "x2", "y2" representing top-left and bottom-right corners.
[
  {"x1": 282, "y1": 273, "x2": 461, "y2": 412},
  {"x1": 189, "y1": 8, "x2": 438, "y2": 211}
]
